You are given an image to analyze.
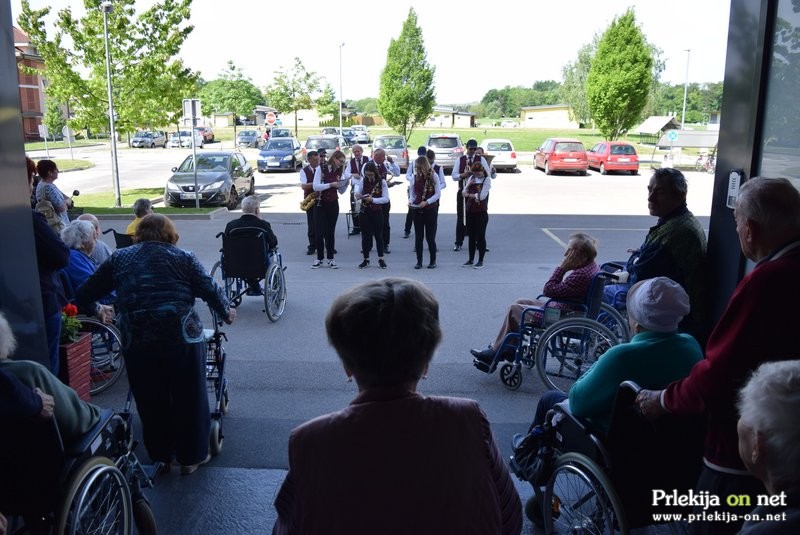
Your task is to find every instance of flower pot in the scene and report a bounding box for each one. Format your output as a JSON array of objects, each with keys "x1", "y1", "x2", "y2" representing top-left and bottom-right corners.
[{"x1": 58, "y1": 332, "x2": 91, "y2": 401}]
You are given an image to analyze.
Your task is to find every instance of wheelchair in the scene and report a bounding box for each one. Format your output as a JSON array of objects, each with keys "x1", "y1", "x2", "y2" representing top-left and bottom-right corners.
[
  {"x1": 510, "y1": 381, "x2": 704, "y2": 534},
  {"x1": 211, "y1": 228, "x2": 287, "y2": 322},
  {"x1": 101, "y1": 228, "x2": 134, "y2": 249},
  {"x1": 473, "y1": 271, "x2": 630, "y2": 393},
  {"x1": 203, "y1": 308, "x2": 229, "y2": 455},
  {"x1": 1, "y1": 402, "x2": 157, "y2": 535}
]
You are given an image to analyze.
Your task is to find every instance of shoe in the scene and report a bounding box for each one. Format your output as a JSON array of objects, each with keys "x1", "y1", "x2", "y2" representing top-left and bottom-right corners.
[
  {"x1": 156, "y1": 461, "x2": 172, "y2": 475},
  {"x1": 378, "y1": 259, "x2": 387, "y2": 269},
  {"x1": 427, "y1": 263, "x2": 437, "y2": 269},
  {"x1": 473, "y1": 261, "x2": 484, "y2": 269},
  {"x1": 245, "y1": 285, "x2": 263, "y2": 296},
  {"x1": 453, "y1": 244, "x2": 462, "y2": 251},
  {"x1": 485, "y1": 248, "x2": 490, "y2": 252},
  {"x1": 403, "y1": 231, "x2": 410, "y2": 238},
  {"x1": 180, "y1": 453, "x2": 211, "y2": 475},
  {"x1": 349, "y1": 229, "x2": 361, "y2": 236},
  {"x1": 327, "y1": 260, "x2": 338, "y2": 269},
  {"x1": 384, "y1": 246, "x2": 391, "y2": 254},
  {"x1": 414, "y1": 263, "x2": 422, "y2": 270},
  {"x1": 470, "y1": 347, "x2": 495, "y2": 363},
  {"x1": 472, "y1": 359, "x2": 496, "y2": 374},
  {"x1": 306, "y1": 248, "x2": 315, "y2": 255},
  {"x1": 311, "y1": 260, "x2": 321, "y2": 269},
  {"x1": 333, "y1": 249, "x2": 338, "y2": 254},
  {"x1": 462, "y1": 260, "x2": 473, "y2": 267},
  {"x1": 358, "y1": 259, "x2": 370, "y2": 269}
]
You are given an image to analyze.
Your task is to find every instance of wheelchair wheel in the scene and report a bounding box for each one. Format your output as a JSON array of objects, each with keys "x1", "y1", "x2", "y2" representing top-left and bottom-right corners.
[
  {"x1": 210, "y1": 417, "x2": 224, "y2": 455},
  {"x1": 597, "y1": 304, "x2": 631, "y2": 343},
  {"x1": 264, "y1": 262, "x2": 287, "y2": 322},
  {"x1": 535, "y1": 318, "x2": 618, "y2": 393},
  {"x1": 211, "y1": 260, "x2": 242, "y2": 308},
  {"x1": 79, "y1": 317, "x2": 125, "y2": 396},
  {"x1": 219, "y1": 383, "x2": 230, "y2": 415},
  {"x1": 132, "y1": 496, "x2": 157, "y2": 535},
  {"x1": 499, "y1": 363, "x2": 523, "y2": 391},
  {"x1": 544, "y1": 452, "x2": 627, "y2": 535},
  {"x1": 57, "y1": 456, "x2": 132, "y2": 535}
]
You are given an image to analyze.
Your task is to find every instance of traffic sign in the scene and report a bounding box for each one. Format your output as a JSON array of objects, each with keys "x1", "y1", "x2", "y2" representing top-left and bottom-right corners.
[
  {"x1": 266, "y1": 112, "x2": 276, "y2": 125},
  {"x1": 668, "y1": 131, "x2": 678, "y2": 142}
]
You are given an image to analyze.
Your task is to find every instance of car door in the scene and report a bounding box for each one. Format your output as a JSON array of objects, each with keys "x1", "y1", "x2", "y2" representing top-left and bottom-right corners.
[{"x1": 587, "y1": 143, "x2": 603, "y2": 169}]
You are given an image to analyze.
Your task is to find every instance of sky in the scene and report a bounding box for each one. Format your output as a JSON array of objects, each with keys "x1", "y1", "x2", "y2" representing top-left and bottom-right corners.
[{"x1": 11, "y1": 0, "x2": 732, "y2": 104}]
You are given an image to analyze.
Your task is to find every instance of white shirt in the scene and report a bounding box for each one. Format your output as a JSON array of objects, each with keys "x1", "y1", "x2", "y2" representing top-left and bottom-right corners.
[
  {"x1": 353, "y1": 178, "x2": 390, "y2": 205},
  {"x1": 407, "y1": 173, "x2": 443, "y2": 206},
  {"x1": 451, "y1": 155, "x2": 492, "y2": 183}
]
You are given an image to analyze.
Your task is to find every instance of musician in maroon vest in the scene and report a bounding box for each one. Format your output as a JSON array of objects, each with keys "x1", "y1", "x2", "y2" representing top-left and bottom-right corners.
[
  {"x1": 462, "y1": 161, "x2": 492, "y2": 269},
  {"x1": 409, "y1": 156, "x2": 442, "y2": 269},
  {"x1": 451, "y1": 139, "x2": 492, "y2": 252},
  {"x1": 299, "y1": 151, "x2": 320, "y2": 255},
  {"x1": 368, "y1": 148, "x2": 402, "y2": 254},
  {"x1": 354, "y1": 162, "x2": 390, "y2": 269},
  {"x1": 344, "y1": 144, "x2": 369, "y2": 236},
  {"x1": 311, "y1": 150, "x2": 348, "y2": 268},
  {"x1": 404, "y1": 146, "x2": 429, "y2": 239}
]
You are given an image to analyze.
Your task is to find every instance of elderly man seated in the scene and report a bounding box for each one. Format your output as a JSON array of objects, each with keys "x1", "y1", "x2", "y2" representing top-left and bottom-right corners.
[
  {"x1": 471, "y1": 232, "x2": 599, "y2": 368},
  {"x1": 527, "y1": 277, "x2": 703, "y2": 435},
  {"x1": 224, "y1": 195, "x2": 278, "y2": 296},
  {"x1": 60, "y1": 220, "x2": 115, "y2": 306}
]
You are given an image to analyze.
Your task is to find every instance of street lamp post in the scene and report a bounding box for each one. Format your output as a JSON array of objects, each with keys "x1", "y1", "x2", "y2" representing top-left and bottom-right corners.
[
  {"x1": 680, "y1": 49, "x2": 691, "y2": 130},
  {"x1": 338, "y1": 42, "x2": 345, "y2": 132},
  {"x1": 101, "y1": 0, "x2": 122, "y2": 207}
]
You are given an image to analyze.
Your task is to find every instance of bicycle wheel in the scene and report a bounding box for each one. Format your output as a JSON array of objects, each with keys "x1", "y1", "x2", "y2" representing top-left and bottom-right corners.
[
  {"x1": 535, "y1": 318, "x2": 618, "y2": 393},
  {"x1": 79, "y1": 317, "x2": 125, "y2": 395},
  {"x1": 264, "y1": 263, "x2": 286, "y2": 322}
]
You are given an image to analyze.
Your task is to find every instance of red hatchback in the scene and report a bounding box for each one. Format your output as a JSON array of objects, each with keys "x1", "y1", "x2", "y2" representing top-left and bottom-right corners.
[
  {"x1": 586, "y1": 141, "x2": 639, "y2": 175},
  {"x1": 534, "y1": 138, "x2": 588, "y2": 175}
]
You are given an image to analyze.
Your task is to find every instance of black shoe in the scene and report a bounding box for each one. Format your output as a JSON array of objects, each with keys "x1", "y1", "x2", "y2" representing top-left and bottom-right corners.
[
  {"x1": 358, "y1": 259, "x2": 370, "y2": 269},
  {"x1": 485, "y1": 248, "x2": 490, "y2": 252},
  {"x1": 378, "y1": 259, "x2": 387, "y2": 269},
  {"x1": 333, "y1": 249, "x2": 338, "y2": 254},
  {"x1": 403, "y1": 231, "x2": 410, "y2": 238},
  {"x1": 462, "y1": 260, "x2": 473, "y2": 267},
  {"x1": 246, "y1": 285, "x2": 263, "y2": 296},
  {"x1": 453, "y1": 244, "x2": 462, "y2": 251},
  {"x1": 473, "y1": 261, "x2": 484, "y2": 269},
  {"x1": 306, "y1": 248, "x2": 315, "y2": 255},
  {"x1": 470, "y1": 347, "x2": 495, "y2": 363},
  {"x1": 414, "y1": 263, "x2": 422, "y2": 269},
  {"x1": 427, "y1": 263, "x2": 437, "y2": 269},
  {"x1": 384, "y1": 246, "x2": 391, "y2": 254}
]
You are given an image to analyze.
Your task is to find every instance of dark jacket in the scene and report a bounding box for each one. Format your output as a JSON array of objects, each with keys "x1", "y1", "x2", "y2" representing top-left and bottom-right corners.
[
  {"x1": 32, "y1": 210, "x2": 70, "y2": 317},
  {"x1": 225, "y1": 214, "x2": 278, "y2": 250}
]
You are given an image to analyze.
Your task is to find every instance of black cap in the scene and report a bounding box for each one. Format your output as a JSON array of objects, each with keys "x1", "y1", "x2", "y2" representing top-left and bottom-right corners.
[
  {"x1": 466, "y1": 139, "x2": 478, "y2": 148},
  {"x1": 417, "y1": 146, "x2": 427, "y2": 156}
]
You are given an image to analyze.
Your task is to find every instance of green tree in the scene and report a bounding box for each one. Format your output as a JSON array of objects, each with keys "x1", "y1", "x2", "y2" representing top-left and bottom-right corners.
[
  {"x1": 586, "y1": 8, "x2": 653, "y2": 140},
  {"x1": 43, "y1": 95, "x2": 67, "y2": 140},
  {"x1": 265, "y1": 57, "x2": 320, "y2": 137},
  {"x1": 378, "y1": 8, "x2": 435, "y2": 140},
  {"x1": 316, "y1": 84, "x2": 339, "y2": 123},
  {"x1": 18, "y1": 0, "x2": 197, "y2": 134},
  {"x1": 561, "y1": 39, "x2": 597, "y2": 125},
  {"x1": 199, "y1": 61, "x2": 265, "y2": 128},
  {"x1": 350, "y1": 97, "x2": 379, "y2": 115}
]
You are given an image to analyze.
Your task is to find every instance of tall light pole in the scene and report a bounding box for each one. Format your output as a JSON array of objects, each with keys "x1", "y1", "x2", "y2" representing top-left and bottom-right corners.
[
  {"x1": 101, "y1": 0, "x2": 121, "y2": 207},
  {"x1": 338, "y1": 42, "x2": 345, "y2": 132},
  {"x1": 680, "y1": 49, "x2": 691, "y2": 130}
]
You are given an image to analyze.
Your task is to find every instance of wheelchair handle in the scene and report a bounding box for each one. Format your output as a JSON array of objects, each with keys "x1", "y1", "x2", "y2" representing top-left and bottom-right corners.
[{"x1": 215, "y1": 232, "x2": 224, "y2": 239}]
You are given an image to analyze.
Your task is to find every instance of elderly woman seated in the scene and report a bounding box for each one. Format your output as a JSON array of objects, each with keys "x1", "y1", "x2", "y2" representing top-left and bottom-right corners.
[
  {"x1": 60, "y1": 220, "x2": 115, "y2": 305},
  {"x1": 737, "y1": 360, "x2": 800, "y2": 534},
  {"x1": 527, "y1": 277, "x2": 703, "y2": 435},
  {"x1": 472, "y1": 232, "x2": 600, "y2": 366},
  {"x1": 272, "y1": 278, "x2": 522, "y2": 535},
  {"x1": 0, "y1": 311, "x2": 101, "y2": 448}
]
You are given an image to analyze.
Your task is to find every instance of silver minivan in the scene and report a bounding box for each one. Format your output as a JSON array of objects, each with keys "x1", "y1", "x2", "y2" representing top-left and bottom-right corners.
[
  {"x1": 371, "y1": 135, "x2": 409, "y2": 171},
  {"x1": 425, "y1": 133, "x2": 464, "y2": 171}
]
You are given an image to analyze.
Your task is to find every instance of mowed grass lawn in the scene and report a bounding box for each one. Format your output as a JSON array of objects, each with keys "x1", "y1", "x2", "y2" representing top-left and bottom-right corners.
[{"x1": 76, "y1": 188, "x2": 216, "y2": 215}]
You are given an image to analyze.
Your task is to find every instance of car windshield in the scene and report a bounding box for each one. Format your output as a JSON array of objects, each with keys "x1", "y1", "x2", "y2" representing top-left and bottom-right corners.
[
  {"x1": 555, "y1": 142, "x2": 584, "y2": 152},
  {"x1": 136, "y1": 132, "x2": 153, "y2": 139},
  {"x1": 487, "y1": 142, "x2": 511, "y2": 151},
  {"x1": 267, "y1": 140, "x2": 293, "y2": 150},
  {"x1": 428, "y1": 137, "x2": 458, "y2": 149},
  {"x1": 375, "y1": 137, "x2": 404, "y2": 149},
  {"x1": 179, "y1": 155, "x2": 230, "y2": 172},
  {"x1": 239, "y1": 131, "x2": 256, "y2": 137},
  {"x1": 306, "y1": 139, "x2": 337, "y2": 150},
  {"x1": 273, "y1": 129, "x2": 290, "y2": 137},
  {"x1": 179, "y1": 131, "x2": 193, "y2": 138},
  {"x1": 611, "y1": 145, "x2": 636, "y2": 155}
]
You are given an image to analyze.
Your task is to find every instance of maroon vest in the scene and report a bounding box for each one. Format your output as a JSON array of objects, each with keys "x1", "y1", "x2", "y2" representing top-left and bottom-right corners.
[
  {"x1": 361, "y1": 175, "x2": 384, "y2": 213},
  {"x1": 457, "y1": 155, "x2": 477, "y2": 189},
  {"x1": 466, "y1": 177, "x2": 488, "y2": 213},
  {"x1": 303, "y1": 166, "x2": 318, "y2": 199},
  {"x1": 350, "y1": 156, "x2": 368, "y2": 175},
  {"x1": 412, "y1": 173, "x2": 437, "y2": 209},
  {"x1": 320, "y1": 165, "x2": 342, "y2": 203}
]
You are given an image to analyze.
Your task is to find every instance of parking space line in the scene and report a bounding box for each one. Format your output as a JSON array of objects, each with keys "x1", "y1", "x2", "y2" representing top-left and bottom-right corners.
[{"x1": 541, "y1": 228, "x2": 567, "y2": 248}]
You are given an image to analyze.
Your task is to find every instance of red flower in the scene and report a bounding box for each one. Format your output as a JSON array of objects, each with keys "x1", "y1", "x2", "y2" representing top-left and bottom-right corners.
[{"x1": 63, "y1": 303, "x2": 79, "y2": 317}]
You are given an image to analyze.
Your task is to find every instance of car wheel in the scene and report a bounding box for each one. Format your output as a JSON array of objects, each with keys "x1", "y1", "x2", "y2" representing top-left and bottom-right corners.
[
  {"x1": 248, "y1": 178, "x2": 255, "y2": 196},
  {"x1": 150, "y1": 143, "x2": 155, "y2": 149},
  {"x1": 199, "y1": 141, "x2": 204, "y2": 149},
  {"x1": 226, "y1": 186, "x2": 239, "y2": 210},
  {"x1": 545, "y1": 161, "x2": 552, "y2": 175},
  {"x1": 600, "y1": 163, "x2": 607, "y2": 175}
]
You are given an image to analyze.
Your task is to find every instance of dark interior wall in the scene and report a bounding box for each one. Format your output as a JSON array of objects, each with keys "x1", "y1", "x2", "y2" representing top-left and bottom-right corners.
[{"x1": 1, "y1": 0, "x2": 49, "y2": 364}]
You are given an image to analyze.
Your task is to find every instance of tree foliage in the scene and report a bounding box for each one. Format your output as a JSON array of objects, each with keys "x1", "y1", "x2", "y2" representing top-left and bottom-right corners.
[
  {"x1": 561, "y1": 39, "x2": 597, "y2": 125},
  {"x1": 480, "y1": 83, "x2": 561, "y2": 118},
  {"x1": 586, "y1": 8, "x2": 653, "y2": 140},
  {"x1": 199, "y1": 61, "x2": 265, "y2": 119},
  {"x1": 265, "y1": 57, "x2": 320, "y2": 137},
  {"x1": 378, "y1": 8, "x2": 435, "y2": 140},
  {"x1": 43, "y1": 95, "x2": 67, "y2": 140},
  {"x1": 316, "y1": 84, "x2": 339, "y2": 121},
  {"x1": 350, "y1": 97, "x2": 379, "y2": 115},
  {"x1": 18, "y1": 0, "x2": 197, "y2": 133}
]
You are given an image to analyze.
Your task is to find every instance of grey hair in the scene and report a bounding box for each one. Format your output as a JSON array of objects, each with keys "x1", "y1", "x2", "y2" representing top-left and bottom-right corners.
[
  {"x1": 133, "y1": 198, "x2": 152, "y2": 217},
  {"x1": 0, "y1": 311, "x2": 16, "y2": 360},
  {"x1": 568, "y1": 232, "x2": 598, "y2": 261},
  {"x1": 241, "y1": 196, "x2": 260, "y2": 215},
  {"x1": 351, "y1": 144, "x2": 363, "y2": 152},
  {"x1": 736, "y1": 177, "x2": 800, "y2": 239},
  {"x1": 60, "y1": 220, "x2": 95, "y2": 250},
  {"x1": 738, "y1": 360, "x2": 800, "y2": 487},
  {"x1": 652, "y1": 168, "x2": 688, "y2": 195},
  {"x1": 77, "y1": 213, "x2": 100, "y2": 232}
]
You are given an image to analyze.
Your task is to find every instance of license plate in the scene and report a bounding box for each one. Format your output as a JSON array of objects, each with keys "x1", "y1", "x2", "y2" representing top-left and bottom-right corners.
[
  {"x1": 268, "y1": 162, "x2": 280, "y2": 167},
  {"x1": 564, "y1": 158, "x2": 577, "y2": 162},
  {"x1": 180, "y1": 193, "x2": 200, "y2": 200},
  {"x1": 618, "y1": 158, "x2": 630, "y2": 162}
]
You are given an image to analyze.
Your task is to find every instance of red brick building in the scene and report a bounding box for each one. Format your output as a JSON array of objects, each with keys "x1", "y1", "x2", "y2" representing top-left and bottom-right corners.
[{"x1": 14, "y1": 26, "x2": 45, "y2": 141}]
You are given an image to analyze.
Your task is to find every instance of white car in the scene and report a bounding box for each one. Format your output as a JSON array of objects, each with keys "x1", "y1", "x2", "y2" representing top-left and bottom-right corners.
[
  {"x1": 479, "y1": 138, "x2": 517, "y2": 171},
  {"x1": 167, "y1": 130, "x2": 204, "y2": 148},
  {"x1": 500, "y1": 120, "x2": 519, "y2": 128},
  {"x1": 351, "y1": 125, "x2": 370, "y2": 144}
]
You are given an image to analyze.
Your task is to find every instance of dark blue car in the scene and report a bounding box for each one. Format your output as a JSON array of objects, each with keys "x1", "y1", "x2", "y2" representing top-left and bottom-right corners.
[{"x1": 257, "y1": 137, "x2": 303, "y2": 172}]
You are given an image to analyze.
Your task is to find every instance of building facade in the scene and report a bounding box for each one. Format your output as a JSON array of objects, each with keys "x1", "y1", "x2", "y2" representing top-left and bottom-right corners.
[{"x1": 14, "y1": 26, "x2": 45, "y2": 141}]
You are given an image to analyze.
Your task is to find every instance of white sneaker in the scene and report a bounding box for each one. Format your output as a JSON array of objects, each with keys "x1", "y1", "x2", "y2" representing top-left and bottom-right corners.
[
  {"x1": 311, "y1": 260, "x2": 321, "y2": 269},
  {"x1": 327, "y1": 260, "x2": 338, "y2": 269}
]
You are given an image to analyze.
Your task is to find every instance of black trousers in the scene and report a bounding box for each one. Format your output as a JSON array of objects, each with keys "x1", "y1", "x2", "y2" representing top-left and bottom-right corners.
[
  {"x1": 125, "y1": 341, "x2": 210, "y2": 466},
  {"x1": 404, "y1": 207, "x2": 413, "y2": 234},
  {"x1": 466, "y1": 210, "x2": 488, "y2": 262},
  {"x1": 381, "y1": 202, "x2": 391, "y2": 247},
  {"x1": 413, "y1": 204, "x2": 438, "y2": 265},
  {"x1": 360, "y1": 207, "x2": 384, "y2": 257},
  {"x1": 455, "y1": 187, "x2": 466, "y2": 246},
  {"x1": 349, "y1": 187, "x2": 360, "y2": 231},
  {"x1": 314, "y1": 201, "x2": 339, "y2": 260},
  {"x1": 306, "y1": 208, "x2": 315, "y2": 250}
]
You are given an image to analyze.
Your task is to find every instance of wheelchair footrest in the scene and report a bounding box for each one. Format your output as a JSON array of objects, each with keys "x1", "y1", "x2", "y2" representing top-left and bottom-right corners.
[{"x1": 473, "y1": 358, "x2": 496, "y2": 374}]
